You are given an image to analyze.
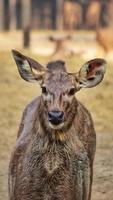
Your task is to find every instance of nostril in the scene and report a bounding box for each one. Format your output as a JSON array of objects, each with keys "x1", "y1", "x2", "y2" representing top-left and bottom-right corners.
[
  {"x1": 48, "y1": 111, "x2": 64, "y2": 120},
  {"x1": 48, "y1": 112, "x2": 53, "y2": 119},
  {"x1": 58, "y1": 112, "x2": 64, "y2": 119}
]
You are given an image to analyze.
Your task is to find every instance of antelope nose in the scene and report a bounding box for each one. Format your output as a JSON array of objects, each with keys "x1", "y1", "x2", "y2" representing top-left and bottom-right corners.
[{"x1": 48, "y1": 111, "x2": 64, "y2": 125}]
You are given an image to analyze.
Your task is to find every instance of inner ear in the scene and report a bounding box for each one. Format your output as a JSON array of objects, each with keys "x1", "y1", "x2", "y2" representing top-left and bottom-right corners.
[
  {"x1": 12, "y1": 50, "x2": 45, "y2": 82},
  {"x1": 77, "y1": 58, "x2": 107, "y2": 88}
]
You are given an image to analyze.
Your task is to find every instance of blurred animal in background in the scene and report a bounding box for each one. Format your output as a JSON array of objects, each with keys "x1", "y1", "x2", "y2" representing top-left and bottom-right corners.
[
  {"x1": 49, "y1": 35, "x2": 74, "y2": 58},
  {"x1": 9, "y1": 50, "x2": 106, "y2": 200},
  {"x1": 96, "y1": 27, "x2": 113, "y2": 60},
  {"x1": 64, "y1": 1, "x2": 82, "y2": 30}
]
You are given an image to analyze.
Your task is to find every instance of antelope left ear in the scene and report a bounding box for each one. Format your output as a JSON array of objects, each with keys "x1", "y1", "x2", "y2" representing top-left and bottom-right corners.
[
  {"x1": 77, "y1": 58, "x2": 107, "y2": 88},
  {"x1": 12, "y1": 50, "x2": 46, "y2": 83}
]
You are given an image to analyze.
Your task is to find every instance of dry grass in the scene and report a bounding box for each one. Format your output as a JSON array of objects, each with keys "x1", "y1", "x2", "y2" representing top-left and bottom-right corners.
[{"x1": 0, "y1": 32, "x2": 113, "y2": 199}]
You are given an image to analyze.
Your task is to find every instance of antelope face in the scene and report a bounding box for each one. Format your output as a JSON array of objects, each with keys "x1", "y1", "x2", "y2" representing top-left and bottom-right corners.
[
  {"x1": 12, "y1": 50, "x2": 107, "y2": 130},
  {"x1": 41, "y1": 61, "x2": 77, "y2": 129}
]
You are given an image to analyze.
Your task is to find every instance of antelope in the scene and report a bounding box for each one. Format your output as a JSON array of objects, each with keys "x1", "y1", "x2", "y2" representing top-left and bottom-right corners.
[
  {"x1": 9, "y1": 50, "x2": 106, "y2": 200},
  {"x1": 96, "y1": 27, "x2": 113, "y2": 53}
]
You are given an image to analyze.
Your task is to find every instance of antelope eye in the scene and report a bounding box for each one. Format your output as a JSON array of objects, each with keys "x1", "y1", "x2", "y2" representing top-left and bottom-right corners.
[
  {"x1": 42, "y1": 86, "x2": 48, "y2": 95},
  {"x1": 68, "y1": 88, "x2": 75, "y2": 96}
]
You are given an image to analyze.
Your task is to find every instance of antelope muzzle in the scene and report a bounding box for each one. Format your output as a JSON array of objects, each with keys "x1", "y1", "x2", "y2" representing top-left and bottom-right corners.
[{"x1": 48, "y1": 111, "x2": 64, "y2": 125}]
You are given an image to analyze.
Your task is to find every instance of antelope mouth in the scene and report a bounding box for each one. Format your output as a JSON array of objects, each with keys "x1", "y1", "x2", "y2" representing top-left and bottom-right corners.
[
  {"x1": 49, "y1": 122, "x2": 64, "y2": 130},
  {"x1": 48, "y1": 111, "x2": 64, "y2": 129}
]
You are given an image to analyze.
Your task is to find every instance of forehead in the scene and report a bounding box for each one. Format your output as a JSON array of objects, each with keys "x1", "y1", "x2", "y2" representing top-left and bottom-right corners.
[{"x1": 43, "y1": 71, "x2": 73, "y2": 90}]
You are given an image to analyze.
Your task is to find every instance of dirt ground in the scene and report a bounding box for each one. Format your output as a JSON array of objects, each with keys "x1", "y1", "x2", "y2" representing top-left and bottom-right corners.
[{"x1": 92, "y1": 132, "x2": 113, "y2": 200}]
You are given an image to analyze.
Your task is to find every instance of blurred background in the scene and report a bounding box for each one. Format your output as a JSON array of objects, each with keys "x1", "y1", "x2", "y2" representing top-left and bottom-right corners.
[{"x1": 0, "y1": 0, "x2": 113, "y2": 200}]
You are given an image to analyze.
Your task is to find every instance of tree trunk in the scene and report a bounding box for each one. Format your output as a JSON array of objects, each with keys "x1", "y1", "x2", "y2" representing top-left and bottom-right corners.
[
  {"x1": 0, "y1": 0, "x2": 4, "y2": 31},
  {"x1": 9, "y1": 0, "x2": 17, "y2": 30},
  {"x1": 4, "y1": 0, "x2": 10, "y2": 30},
  {"x1": 21, "y1": 0, "x2": 31, "y2": 48},
  {"x1": 56, "y1": 0, "x2": 64, "y2": 30},
  {"x1": 21, "y1": 0, "x2": 31, "y2": 29},
  {"x1": 51, "y1": 0, "x2": 57, "y2": 29}
]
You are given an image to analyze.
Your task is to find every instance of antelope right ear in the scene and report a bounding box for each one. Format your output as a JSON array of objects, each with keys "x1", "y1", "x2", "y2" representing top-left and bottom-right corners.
[
  {"x1": 77, "y1": 58, "x2": 107, "y2": 89},
  {"x1": 12, "y1": 50, "x2": 45, "y2": 82}
]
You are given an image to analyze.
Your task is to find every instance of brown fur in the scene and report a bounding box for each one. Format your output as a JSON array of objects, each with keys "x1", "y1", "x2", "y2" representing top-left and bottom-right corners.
[{"x1": 9, "y1": 60, "x2": 97, "y2": 200}]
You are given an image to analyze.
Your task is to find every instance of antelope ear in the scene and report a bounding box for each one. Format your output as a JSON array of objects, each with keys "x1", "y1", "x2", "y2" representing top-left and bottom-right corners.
[
  {"x1": 77, "y1": 58, "x2": 107, "y2": 88},
  {"x1": 12, "y1": 50, "x2": 45, "y2": 82}
]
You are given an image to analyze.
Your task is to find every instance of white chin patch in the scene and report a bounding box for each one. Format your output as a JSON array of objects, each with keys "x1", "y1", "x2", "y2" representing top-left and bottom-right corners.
[{"x1": 49, "y1": 122, "x2": 64, "y2": 130}]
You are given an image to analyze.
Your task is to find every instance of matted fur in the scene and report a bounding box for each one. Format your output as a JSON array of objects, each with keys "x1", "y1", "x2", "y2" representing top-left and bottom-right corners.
[{"x1": 9, "y1": 56, "x2": 106, "y2": 200}]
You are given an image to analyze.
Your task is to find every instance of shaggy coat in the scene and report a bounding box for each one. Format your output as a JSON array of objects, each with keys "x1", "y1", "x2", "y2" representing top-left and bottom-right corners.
[{"x1": 9, "y1": 50, "x2": 106, "y2": 200}]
